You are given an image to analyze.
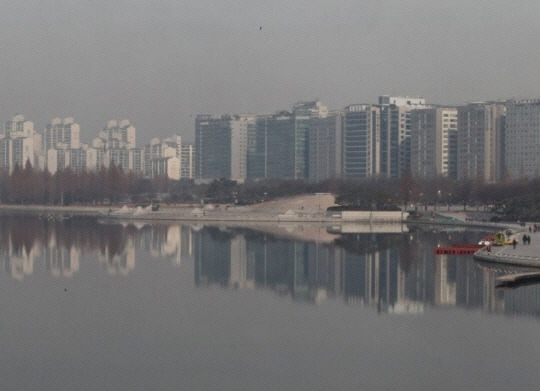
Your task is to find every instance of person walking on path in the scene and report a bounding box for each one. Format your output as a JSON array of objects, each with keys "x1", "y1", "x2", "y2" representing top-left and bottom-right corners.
[{"x1": 513, "y1": 238, "x2": 518, "y2": 249}]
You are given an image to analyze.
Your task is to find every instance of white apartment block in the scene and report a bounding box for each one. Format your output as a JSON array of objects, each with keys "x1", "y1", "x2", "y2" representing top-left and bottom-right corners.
[
  {"x1": 144, "y1": 135, "x2": 182, "y2": 179},
  {"x1": 89, "y1": 120, "x2": 142, "y2": 173},
  {"x1": 45, "y1": 117, "x2": 80, "y2": 151},
  {"x1": 379, "y1": 96, "x2": 426, "y2": 108},
  {"x1": 505, "y1": 99, "x2": 540, "y2": 179},
  {"x1": 0, "y1": 115, "x2": 39, "y2": 172},
  {"x1": 181, "y1": 144, "x2": 195, "y2": 179},
  {"x1": 150, "y1": 156, "x2": 180, "y2": 180},
  {"x1": 5, "y1": 114, "x2": 34, "y2": 138},
  {"x1": 410, "y1": 107, "x2": 457, "y2": 178},
  {"x1": 99, "y1": 119, "x2": 136, "y2": 149},
  {"x1": 457, "y1": 102, "x2": 506, "y2": 183}
]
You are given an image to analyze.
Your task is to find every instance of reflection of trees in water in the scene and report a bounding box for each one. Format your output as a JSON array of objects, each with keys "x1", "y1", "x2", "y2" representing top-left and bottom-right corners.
[
  {"x1": 0, "y1": 215, "x2": 135, "y2": 262},
  {"x1": 0, "y1": 215, "x2": 185, "y2": 278},
  {"x1": 0, "y1": 215, "x2": 46, "y2": 257}
]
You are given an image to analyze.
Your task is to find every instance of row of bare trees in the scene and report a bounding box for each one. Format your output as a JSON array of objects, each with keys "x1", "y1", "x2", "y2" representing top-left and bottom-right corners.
[
  {"x1": 0, "y1": 161, "x2": 170, "y2": 205},
  {"x1": 0, "y1": 161, "x2": 538, "y2": 214}
]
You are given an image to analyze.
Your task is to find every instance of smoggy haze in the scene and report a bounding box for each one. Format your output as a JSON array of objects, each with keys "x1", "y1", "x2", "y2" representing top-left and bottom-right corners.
[{"x1": 0, "y1": 0, "x2": 538, "y2": 142}]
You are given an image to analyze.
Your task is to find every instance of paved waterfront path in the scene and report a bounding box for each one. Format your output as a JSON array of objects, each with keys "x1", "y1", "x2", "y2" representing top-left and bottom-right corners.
[{"x1": 475, "y1": 228, "x2": 540, "y2": 267}]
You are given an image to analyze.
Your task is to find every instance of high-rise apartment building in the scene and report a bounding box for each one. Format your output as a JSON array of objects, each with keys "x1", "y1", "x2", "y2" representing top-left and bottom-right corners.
[
  {"x1": 144, "y1": 135, "x2": 182, "y2": 179},
  {"x1": 343, "y1": 104, "x2": 381, "y2": 178},
  {"x1": 46, "y1": 143, "x2": 99, "y2": 174},
  {"x1": 143, "y1": 135, "x2": 181, "y2": 180},
  {"x1": 410, "y1": 107, "x2": 457, "y2": 178},
  {"x1": 457, "y1": 102, "x2": 506, "y2": 183},
  {"x1": 43, "y1": 117, "x2": 82, "y2": 173},
  {"x1": 69, "y1": 145, "x2": 98, "y2": 173},
  {"x1": 195, "y1": 114, "x2": 254, "y2": 181},
  {"x1": 100, "y1": 119, "x2": 136, "y2": 149},
  {"x1": 5, "y1": 114, "x2": 34, "y2": 138},
  {"x1": 378, "y1": 96, "x2": 426, "y2": 178},
  {"x1": 247, "y1": 115, "x2": 269, "y2": 179},
  {"x1": 254, "y1": 114, "x2": 305, "y2": 179},
  {"x1": 44, "y1": 117, "x2": 80, "y2": 151},
  {"x1": 180, "y1": 144, "x2": 195, "y2": 179},
  {"x1": 308, "y1": 111, "x2": 343, "y2": 181},
  {"x1": 0, "y1": 115, "x2": 39, "y2": 172},
  {"x1": 90, "y1": 119, "x2": 142, "y2": 173},
  {"x1": 505, "y1": 99, "x2": 540, "y2": 179},
  {"x1": 248, "y1": 101, "x2": 327, "y2": 180}
]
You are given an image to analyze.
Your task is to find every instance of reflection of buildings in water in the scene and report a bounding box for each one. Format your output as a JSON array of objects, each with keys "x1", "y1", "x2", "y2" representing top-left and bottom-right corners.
[
  {"x1": 46, "y1": 247, "x2": 80, "y2": 278},
  {"x1": 180, "y1": 225, "x2": 193, "y2": 265},
  {"x1": 2, "y1": 242, "x2": 40, "y2": 281},
  {"x1": 230, "y1": 236, "x2": 254, "y2": 289},
  {"x1": 193, "y1": 227, "x2": 540, "y2": 318},
  {"x1": 503, "y1": 285, "x2": 540, "y2": 317},
  {"x1": 194, "y1": 228, "x2": 254, "y2": 289},
  {"x1": 435, "y1": 255, "x2": 456, "y2": 306},
  {"x1": 99, "y1": 243, "x2": 135, "y2": 276},
  {"x1": 0, "y1": 217, "x2": 194, "y2": 279},
  {"x1": 145, "y1": 224, "x2": 193, "y2": 266}
]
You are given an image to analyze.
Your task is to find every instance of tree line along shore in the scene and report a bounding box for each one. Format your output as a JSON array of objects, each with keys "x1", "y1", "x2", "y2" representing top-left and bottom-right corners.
[{"x1": 0, "y1": 162, "x2": 539, "y2": 222}]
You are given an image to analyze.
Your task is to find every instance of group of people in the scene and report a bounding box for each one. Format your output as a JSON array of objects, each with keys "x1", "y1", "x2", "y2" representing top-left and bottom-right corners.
[
  {"x1": 529, "y1": 224, "x2": 540, "y2": 233},
  {"x1": 522, "y1": 234, "x2": 532, "y2": 245}
]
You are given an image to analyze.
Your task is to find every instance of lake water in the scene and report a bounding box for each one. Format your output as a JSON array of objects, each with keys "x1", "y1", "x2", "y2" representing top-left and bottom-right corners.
[{"x1": 1, "y1": 214, "x2": 540, "y2": 390}]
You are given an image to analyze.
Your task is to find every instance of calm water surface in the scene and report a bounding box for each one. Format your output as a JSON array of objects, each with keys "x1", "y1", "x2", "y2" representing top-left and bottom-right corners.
[{"x1": 1, "y1": 215, "x2": 540, "y2": 390}]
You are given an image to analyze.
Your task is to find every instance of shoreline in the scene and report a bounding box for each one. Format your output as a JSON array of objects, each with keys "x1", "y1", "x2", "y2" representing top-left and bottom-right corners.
[
  {"x1": 0, "y1": 203, "x2": 522, "y2": 228},
  {"x1": 0, "y1": 204, "x2": 408, "y2": 224},
  {"x1": 3, "y1": 203, "x2": 540, "y2": 267}
]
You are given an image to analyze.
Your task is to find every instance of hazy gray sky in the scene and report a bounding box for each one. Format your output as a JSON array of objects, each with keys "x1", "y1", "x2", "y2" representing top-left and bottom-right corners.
[{"x1": 1, "y1": 0, "x2": 539, "y2": 143}]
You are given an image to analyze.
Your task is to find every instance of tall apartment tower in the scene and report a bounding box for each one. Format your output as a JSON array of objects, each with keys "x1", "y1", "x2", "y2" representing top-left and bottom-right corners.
[
  {"x1": 99, "y1": 119, "x2": 136, "y2": 149},
  {"x1": 180, "y1": 144, "x2": 195, "y2": 179},
  {"x1": 308, "y1": 111, "x2": 343, "y2": 181},
  {"x1": 410, "y1": 107, "x2": 458, "y2": 179},
  {"x1": 44, "y1": 117, "x2": 80, "y2": 151},
  {"x1": 248, "y1": 100, "x2": 327, "y2": 180},
  {"x1": 43, "y1": 117, "x2": 82, "y2": 173},
  {"x1": 0, "y1": 114, "x2": 39, "y2": 172},
  {"x1": 457, "y1": 102, "x2": 506, "y2": 183},
  {"x1": 505, "y1": 99, "x2": 540, "y2": 179},
  {"x1": 378, "y1": 96, "x2": 426, "y2": 178},
  {"x1": 143, "y1": 135, "x2": 182, "y2": 180},
  {"x1": 343, "y1": 104, "x2": 381, "y2": 179},
  {"x1": 90, "y1": 119, "x2": 142, "y2": 173},
  {"x1": 255, "y1": 113, "x2": 307, "y2": 179},
  {"x1": 195, "y1": 114, "x2": 254, "y2": 181}
]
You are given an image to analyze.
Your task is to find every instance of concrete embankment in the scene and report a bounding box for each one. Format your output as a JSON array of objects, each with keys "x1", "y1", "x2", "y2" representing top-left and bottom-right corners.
[{"x1": 0, "y1": 198, "x2": 408, "y2": 224}]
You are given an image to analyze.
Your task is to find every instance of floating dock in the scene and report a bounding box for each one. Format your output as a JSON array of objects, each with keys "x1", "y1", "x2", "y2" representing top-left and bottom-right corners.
[
  {"x1": 434, "y1": 244, "x2": 483, "y2": 255},
  {"x1": 496, "y1": 272, "x2": 540, "y2": 289}
]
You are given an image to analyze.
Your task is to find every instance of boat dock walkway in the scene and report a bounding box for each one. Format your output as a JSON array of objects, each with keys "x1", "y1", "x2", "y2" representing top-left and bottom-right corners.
[{"x1": 474, "y1": 229, "x2": 540, "y2": 267}]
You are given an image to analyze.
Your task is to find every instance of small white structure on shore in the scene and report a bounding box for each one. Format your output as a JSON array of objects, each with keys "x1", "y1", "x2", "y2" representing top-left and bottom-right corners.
[
  {"x1": 278, "y1": 209, "x2": 298, "y2": 220},
  {"x1": 191, "y1": 207, "x2": 204, "y2": 217}
]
